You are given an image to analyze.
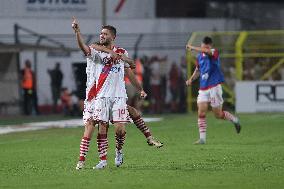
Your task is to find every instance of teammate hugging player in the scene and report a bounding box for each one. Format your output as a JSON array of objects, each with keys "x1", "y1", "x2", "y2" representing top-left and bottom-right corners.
[
  {"x1": 186, "y1": 36, "x2": 241, "y2": 144},
  {"x1": 72, "y1": 17, "x2": 162, "y2": 170}
]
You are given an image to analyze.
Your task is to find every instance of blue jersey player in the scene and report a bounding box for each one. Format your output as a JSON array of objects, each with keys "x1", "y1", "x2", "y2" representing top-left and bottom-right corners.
[{"x1": 186, "y1": 36, "x2": 241, "y2": 144}]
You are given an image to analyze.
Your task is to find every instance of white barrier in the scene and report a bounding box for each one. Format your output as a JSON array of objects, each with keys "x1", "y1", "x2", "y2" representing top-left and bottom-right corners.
[
  {"x1": 235, "y1": 81, "x2": 284, "y2": 113},
  {"x1": 0, "y1": 117, "x2": 163, "y2": 135}
]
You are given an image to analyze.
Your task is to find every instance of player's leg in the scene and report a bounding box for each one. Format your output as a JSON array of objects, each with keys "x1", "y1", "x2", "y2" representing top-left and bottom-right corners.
[
  {"x1": 94, "y1": 122, "x2": 109, "y2": 169},
  {"x1": 92, "y1": 98, "x2": 109, "y2": 169},
  {"x1": 76, "y1": 120, "x2": 95, "y2": 170},
  {"x1": 128, "y1": 105, "x2": 163, "y2": 148},
  {"x1": 114, "y1": 122, "x2": 126, "y2": 167},
  {"x1": 210, "y1": 85, "x2": 241, "y2": 133},
  {"x1": 212, "y1": 107, "x2": 241, "y2": 133},
  {"x1": 194, "y1": 102, "x2": 209, "y2": 144},
  {"x1": 112, "y1": 98, "x2": 130, "y2": 167},
  {"x1": 76, "y1": 100, "x2": 97, "y2": 170},
  {"x1": 194, "y1": 89, "x2": 210, "y2": 144}
]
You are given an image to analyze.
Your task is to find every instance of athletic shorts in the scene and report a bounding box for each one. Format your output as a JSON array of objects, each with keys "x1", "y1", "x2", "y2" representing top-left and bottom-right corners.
[
  {"x1": 83, "y1": 98, "x2": 96, "y2": 125},
  {"x1": 83, "y1": 97, "x2": 130, "y2": 124},
  {"x1": 197, "y1": 84, "x2": 224, "y2": 108}
]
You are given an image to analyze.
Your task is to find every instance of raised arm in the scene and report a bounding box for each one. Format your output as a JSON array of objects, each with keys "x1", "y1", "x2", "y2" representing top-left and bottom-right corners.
[
  {"x1": 72, "y1": 16, "x2": 90, "y2": 55},
  {"x1": 125, "y1": 68, "x2": 147, "y2": 98},
  {"x1": 186, "y1": 67, "x2": 200, "y2": 86},
  {"x1": 186, "y1": 44, "x2": 212, "y2": 56}
]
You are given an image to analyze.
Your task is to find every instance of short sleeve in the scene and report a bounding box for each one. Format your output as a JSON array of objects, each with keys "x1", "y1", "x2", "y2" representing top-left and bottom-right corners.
[
  {"x1": 210, "y1": 49, "x2": 219, "y2": 60},
  {"x1": 195, "y1": 59, "x2": 199, "y2": 69},
  {"x1": 123, "y1": 50, "x2": 130, "y2": 68},
  {"x1": 124, "y1": 50, "x2": 129, "y2": 57},
  {"x1": 86, "y1": 46, "x2": 99, "y2": 58}
]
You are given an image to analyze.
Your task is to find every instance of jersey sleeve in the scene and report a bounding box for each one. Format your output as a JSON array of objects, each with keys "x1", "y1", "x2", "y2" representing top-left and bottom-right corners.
[
  {"x1": 195, "y1": 59, "x2": 200, "y2": 69},
  {"x1": 86, "y1": 46, "x2": 99, "y2": 58},
  {"x1": 210, "y1": 49, "x2": 219, "y2": 60},
  {"x1": 123, "y1": 50, "x2": 130, "y2": 68}
]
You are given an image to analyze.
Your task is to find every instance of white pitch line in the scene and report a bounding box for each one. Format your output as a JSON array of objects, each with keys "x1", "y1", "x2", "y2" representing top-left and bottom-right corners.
[{"x1": 0, "y1": 117, "x2": 163, "y2": 135}]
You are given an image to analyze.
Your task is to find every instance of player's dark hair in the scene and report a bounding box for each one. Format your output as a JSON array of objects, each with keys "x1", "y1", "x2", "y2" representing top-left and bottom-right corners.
[
  {"x1": 202, "y1": 36, "x2": 213, "y2": 45},
  {"x1": 102, "y1": 25, "x2": 117, "y2": 37}
]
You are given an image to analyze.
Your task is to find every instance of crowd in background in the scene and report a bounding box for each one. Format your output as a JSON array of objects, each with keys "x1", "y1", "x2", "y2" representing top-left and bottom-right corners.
[
  {"x1": 20, "y1": 60, "x2": 82, "y2": 116},
  {"x1": 242, "y1": 58, "x2": 284, "y2": 81},
  {"x1": 223, "y1": 57, "x2": 284, "y2": 88},
  {"x1": 135, "y1": 55, "x2": 188, "y2": 114},
  {"x1": 20, "y1": 56, "x2": 284, "y2": 116}
]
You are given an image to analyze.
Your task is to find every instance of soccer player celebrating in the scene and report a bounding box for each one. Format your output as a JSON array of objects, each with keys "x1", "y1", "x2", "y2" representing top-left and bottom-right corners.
[
  {"x1": 72, "y1": 17, "x2": 162, "y2": 170},
  {"x1": 73, "y1": 17, "x2": 131, "y2": 169},
  {"x1": 186, "y1": 36, "x2": 241, "y2": 144}
]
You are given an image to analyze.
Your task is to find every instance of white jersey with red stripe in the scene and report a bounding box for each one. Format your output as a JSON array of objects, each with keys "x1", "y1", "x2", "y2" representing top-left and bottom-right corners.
[{"x1": 85, "y1": 46, "x2": 129, "y2": 100}]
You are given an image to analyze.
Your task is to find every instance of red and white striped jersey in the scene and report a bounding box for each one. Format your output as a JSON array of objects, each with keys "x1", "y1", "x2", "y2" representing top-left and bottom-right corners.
[{"x1": 85, "y1": 46, "x2": 129, "y2": 100}]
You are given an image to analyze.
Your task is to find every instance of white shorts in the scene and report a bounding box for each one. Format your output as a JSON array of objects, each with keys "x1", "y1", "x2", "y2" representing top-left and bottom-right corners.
[
  {"x1": 83, "y1": 97, "x2": 130, "y2": 124},
  {"x1": 83, "y1": 98, "x2": 96, "y2": 125},
  {"x1": 197, "y1": 84, "x2": 224, "y2": 108}
]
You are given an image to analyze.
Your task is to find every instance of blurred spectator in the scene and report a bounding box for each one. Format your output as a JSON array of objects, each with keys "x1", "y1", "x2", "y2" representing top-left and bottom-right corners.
[
  {"x1": 141, "y1": 56, "x2": 152, "y2": 112},
  {"x1": 61, "y1": 88, "x2": 72, "y2": 115},
  {"x1": 150, "y1": 56, "x2": 162, "y2": 113},
  {"x1": 252, "y1": 64, "x2": 262, "y2": 80},
  {"x1": 179, "y1": 56, "x2": 187, "y2": 113},
  {"x1": 20, "y1": 60, "x2": 37, "y2": 115},
  {"x1": 169, "y1": 62, "x2": 179, "y2": 112},
  {"x1": 280, "y1": 66, "x2": 284, "y2": 80},
  {"x1": 125, "y1": 58, "x2": 144, "y2": 112},
  {"x1": 271, "y1": 69, "x2": 282, "y2": 80},
  {"x1": 160, "y1": 56, "x2": 168, "y2": 110},
  {"x1": 60, "y1": 88, "x2": 80, "y2": 116},
  {"x1": 243, "y1": 59, "x2": 254, "y2": 80},
  {"x1": 32, "y1": 76, "x2": 40, "y2": 115},
  {"x1": 48, "y1": 62, "x2": 63, "y2": 113}
]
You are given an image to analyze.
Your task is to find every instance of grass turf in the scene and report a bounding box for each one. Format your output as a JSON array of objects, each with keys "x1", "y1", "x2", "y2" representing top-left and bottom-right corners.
[{"x1": 0, "y1": 113, "x2": 283, "y2": 189}]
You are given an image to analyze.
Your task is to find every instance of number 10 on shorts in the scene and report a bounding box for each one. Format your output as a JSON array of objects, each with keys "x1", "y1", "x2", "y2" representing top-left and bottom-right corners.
[{"x1": 118, "y1": 109, "x2": 126, "y2": 118}]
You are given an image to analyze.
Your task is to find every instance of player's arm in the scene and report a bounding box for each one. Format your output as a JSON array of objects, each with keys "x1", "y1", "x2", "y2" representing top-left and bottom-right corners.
[
  {"x1": 125, "y1": 68, "x2": 147, "y2": 98},
  {"x1": 118, "y1": 53, "x2": 136, "y2": 69},
  {"x1": 186, "y1": 44, "x2": 213, "y2": 56},
  {"x1": 186, "y1": 67, "x2": 200, "y2": 86},
  {"x1": 72, "y1": 17, "x2": 90, "y2": 56},
  {"x1": 90, "y1": 44, "x2": 121, "y2": 61}
]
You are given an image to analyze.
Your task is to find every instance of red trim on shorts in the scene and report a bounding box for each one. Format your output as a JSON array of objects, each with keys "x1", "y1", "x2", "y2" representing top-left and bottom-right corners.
[
  {"x1": 86, "y1": 118, "x2": 108, "y2": 125},
  {"x1": 111, "y1": 120, "x2": 131, "y2": 124},
  {"x1": 199, "y1": 83, "x2": 223, "y2": 91}
]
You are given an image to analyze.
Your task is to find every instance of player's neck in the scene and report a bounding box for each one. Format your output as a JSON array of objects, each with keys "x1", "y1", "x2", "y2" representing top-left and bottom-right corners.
[{"x1": 105, "y1": 43, "x2": 114, "y2": 50}]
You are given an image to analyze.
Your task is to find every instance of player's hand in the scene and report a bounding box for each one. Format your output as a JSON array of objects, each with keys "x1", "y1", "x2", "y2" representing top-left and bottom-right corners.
[
  {"x1": 186, "y1": 79, "x2": 192, "y2": 86},
  {"x1": 118, "y1": 53, "x2": 136, "y2": 69},
  {"x1": 110, "y1": 51, "x2": 121, "y2": 62},
  {"x1": 186, "y1": 44, "x2": 193, "y2": 51},
  {"x1": 140, "y1": 90, "x2": 147, "y2": 99},
  {"x1": 117, "y1": 53, "x2": 127, "y2": 61},
  {"x1": 72, "y1": 16, "x2": 80, "y2": 33}
]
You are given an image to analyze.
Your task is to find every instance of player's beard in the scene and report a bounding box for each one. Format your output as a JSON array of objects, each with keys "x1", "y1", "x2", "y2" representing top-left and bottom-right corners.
[{"x1": 100, "y1": 39, "x2": 111, "y2": 46}]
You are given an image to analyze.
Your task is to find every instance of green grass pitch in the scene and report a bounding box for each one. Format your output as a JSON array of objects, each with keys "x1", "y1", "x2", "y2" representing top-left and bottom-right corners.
[{"x1": 0, "y1": 113, "x2": 283, "y2": 189}]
